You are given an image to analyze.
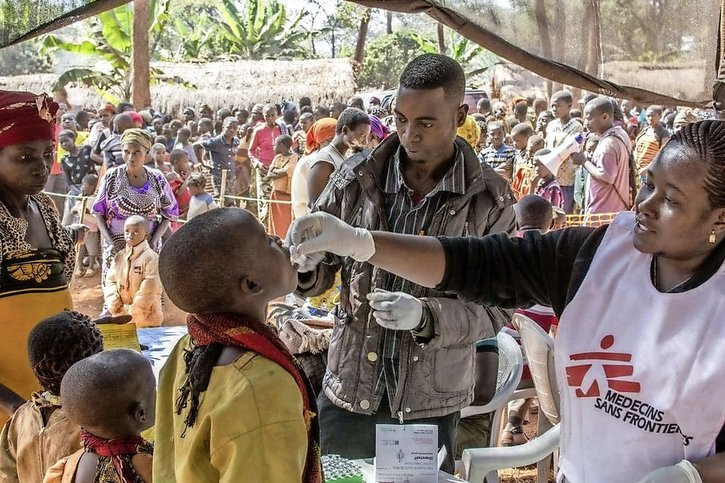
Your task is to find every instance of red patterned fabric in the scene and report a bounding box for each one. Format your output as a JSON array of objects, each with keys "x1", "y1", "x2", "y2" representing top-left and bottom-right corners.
[
  {"x1": 0, "y1": 91, "x2": 58, "y2": 148},
  {"x1": 80, "y1": 429, "x2": 149, "y2": 483},
  {"x1": 187, "y1": 312, "x2": 323, "y2": 483}
]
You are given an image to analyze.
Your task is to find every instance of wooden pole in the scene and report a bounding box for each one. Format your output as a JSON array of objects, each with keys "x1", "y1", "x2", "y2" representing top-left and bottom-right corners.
[
  {"x1": 132, "y1": 0, "x2": 151, "y2": 108},
  {"x1": 220, "y1": 169, "x2": 228, "y2": 207}
]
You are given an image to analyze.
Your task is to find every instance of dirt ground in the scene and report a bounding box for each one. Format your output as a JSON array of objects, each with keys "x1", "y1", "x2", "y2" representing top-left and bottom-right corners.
[{"x1": 70, "y1": 276, "x2": 553, "y2": 482}]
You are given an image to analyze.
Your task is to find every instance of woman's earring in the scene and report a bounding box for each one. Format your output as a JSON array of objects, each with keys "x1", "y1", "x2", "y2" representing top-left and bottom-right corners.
[{"x1": 709, "y1": 230, "x2": 717, "y2": 244}]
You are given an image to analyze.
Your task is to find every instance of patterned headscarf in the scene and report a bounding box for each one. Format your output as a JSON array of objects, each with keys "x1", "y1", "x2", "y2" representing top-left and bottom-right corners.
[
  {"x1": 120, "y1": 128, "x2": 153, "y2": 150},
  {"x1": 673, "y1": 109, "x2": 698, "y2": 130},
  {"x1": 304, "y1": 118, "x2": 337, "y2": 155},
  {"x1": 369, "y1": 115, "x2": 389, "y2": 142},
  {"x1": 0, "y1": 91, "x2": 59, "y2": 148}
]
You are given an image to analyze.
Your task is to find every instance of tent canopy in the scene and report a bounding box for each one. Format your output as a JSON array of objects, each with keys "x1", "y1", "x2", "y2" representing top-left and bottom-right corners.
[{"x1": 2, "y1": 0, "x2": 723, "y2": 107}]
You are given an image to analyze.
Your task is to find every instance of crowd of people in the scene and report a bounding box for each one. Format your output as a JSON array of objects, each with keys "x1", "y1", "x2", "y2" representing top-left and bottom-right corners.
[{"x1": 0, "y1": 50, "x2": 723, "y2": 483}]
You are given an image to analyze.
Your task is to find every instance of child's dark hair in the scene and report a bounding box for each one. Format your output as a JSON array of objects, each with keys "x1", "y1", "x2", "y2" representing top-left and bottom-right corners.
[
  {"x1": 28, "y1": 311, "x2": 104, "y2": 395},
  {"x1": 669, "y1": 120, "x2": 725, "y2": 208},
  {"x1": 169, "y1": 149, "x2": 189, "y2": 164},
  {"x1": 275, "y1": 134, "x2": 293, "y2": 147},
  {"x1": 336, "y1": 108, "x2": 370, "y2": 135},
  {"x1": 82, "y1": 173, "x2": 98, "y2": 187},
  {"x1": 514, "y1": 194, "x2": 553, "y2": 232},
  {"x1": 187, "y1": 172, "x2": 206, "y2": 189},
  {"x1": 58, "y1": 129, "x2": 76, "y2": 140}
]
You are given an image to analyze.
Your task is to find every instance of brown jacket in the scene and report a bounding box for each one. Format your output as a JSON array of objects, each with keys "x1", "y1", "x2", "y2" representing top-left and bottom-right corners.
[
  {"x1": 298, "y1": 134, "x2": 515, "y2": 420},
  {"x1": 0, "y1": 395, "x2": 80, "y2": 483}
]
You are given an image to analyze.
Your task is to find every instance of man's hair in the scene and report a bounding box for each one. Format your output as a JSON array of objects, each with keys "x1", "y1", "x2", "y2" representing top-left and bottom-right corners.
[
  {"x1": 514, "y1": 101, "x2": 528, "y2": 117},
  {"x1": 116, "y1": 102, "x2": 134, "y2": 113},
  {"x1": 263, "y1": 103, "x2": 278, "y2": 115},
  {"x1": 177, "y1": 127, "x2": 191, "y2": 138},
  {"x1": 586, "y1": 97, "x2": 614, "y2": 117},
  {"x1": 336, "y1": 107, "x2": 371, "y2": 134},
  {"x1": 347, "y1": 96, "x2": 364, "y2": 110},
  {"x1": 580, "y1": 93, "x2": 597, "y2": 106},
  {"x1": 299, "y1": 96, "x2": 312, "y2": 108},
  {"x1": 300, "y1": 105, "x2": 313, "y2": 115},
  {"x1": 399, "y1": 53, "x2": 465, "y2": 102},
  {"x1": 552, "y1": 90, "x2": 574, "y2": 105},
  {"x1": 169, "y1": 149, "x2": 189, "y2": 164},
  {"x1": 187, "y1": 172, "x2": 206, "y2": 189},
  {"x1": 169, "y1": 119, "x2": 183, "y2": 129},
  {"x1": 669, "y1": 120, "x2": 725, "y2": 208},
  {"x1": 153, "y1": 136, "x2": 166, "y2": 146},
  {"x1": 527, "y1": 135, "x2": 545, "y2": 150},
  {"x1": 275, "y1": 134, "x2": 293, "y2": 147},
  {"x1": 477, "y1": 98, "x2": 491, "y2": 111},
  {"x1": 300, "y1": 112, "x2": 313, "y2": 123},
  {"x1": 511, "y1": 123, "x2": 534, "y2": 138},
  {"x1": 487, "y1": 121, "x2": 504, "y2": 132},
  {"x1": 159, "y1": 208, "x2": 261, "y2": 313},
  {"x1": 28, "y1": 311, "x2": 103, "y2": 395},
  {"x1": 222, "y1": 116, "x2": 238, "y2": 129},
  {"x1": 58, "y1": 129, "x2": 76, "y2": 140},
  {"x1": 61, "y1": 349, "x2": 153, "y2": 431},
  {"x1": 514, "y1": 194, "x2": 553, "y2": 232},
  {"x1": 198, "y1": 117, "x2": 213, "y2": 128},
  {"x1": 315, "y1": 106, "x2": 330, "y2": 116},
  {"x1": 646, "y1": 105, "x2": 663, "y2": 116}
]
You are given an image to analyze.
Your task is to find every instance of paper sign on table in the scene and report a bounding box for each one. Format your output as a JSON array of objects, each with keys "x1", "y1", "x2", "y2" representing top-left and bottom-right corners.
[
  {"x1": 375, "y1": 424, "x2": 438, "y2": 483},
  {"x1": 98, "y1": 323, "x2": 141, "y2": 352}
]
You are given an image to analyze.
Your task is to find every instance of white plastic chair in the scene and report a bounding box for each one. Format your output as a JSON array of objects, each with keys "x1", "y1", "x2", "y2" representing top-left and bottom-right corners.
[
  {"x1": 459, "y1": 330, "x2": 524, "y2": 464},
  {"x1": 460, "y1": 314, "x2": 561, "y2": 483}
]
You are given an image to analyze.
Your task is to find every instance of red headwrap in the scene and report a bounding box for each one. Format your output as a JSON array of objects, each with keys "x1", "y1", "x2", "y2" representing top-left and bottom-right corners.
[
  {"x1": 0, "y1": 91, "x2": 59, "y2": 148},
  {"x1": 128, "y1": 111, "x2": 144, "y2": 127},
  {"x1": 304, "y1": 117, "x2": 337, "y2": 155}
]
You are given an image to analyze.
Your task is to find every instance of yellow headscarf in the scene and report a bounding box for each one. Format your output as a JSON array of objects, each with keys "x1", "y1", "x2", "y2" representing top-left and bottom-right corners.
[
  {"x1": 120, "y1": 128, "x2": 153, "y2": 150},
  {"x1": 457, "y1": 115, "x2": 481, "y2": 147}
]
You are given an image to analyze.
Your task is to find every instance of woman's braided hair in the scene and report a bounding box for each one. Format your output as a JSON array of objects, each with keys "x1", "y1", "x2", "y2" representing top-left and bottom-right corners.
[
  {"x1": 175, "y1": 343, "x2": 223, "y2": 435},
  {"x1": 670, "y1": 120, "x2": 725, "y2": 208},
  {"x1": 28, "y1": 311, "x2": 104, "y2": 395}
]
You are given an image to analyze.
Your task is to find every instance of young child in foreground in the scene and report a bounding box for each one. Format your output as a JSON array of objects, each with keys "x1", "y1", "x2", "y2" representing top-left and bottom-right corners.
[
  {"x1": 103, "y1": 216, "x2": 163, "y2": 327},
  {"x1": 0, "y1": 312, "x2": 104, "y2": 483},
  {"x1": 155, "y1": 208, "x2": 322, "y2": 482},
  {"x1": 44, "y1": 349, "x2": 155, "y2": 483},
  {"x1": 185, "y1": 173, "x2": 218, "y2": 221}
]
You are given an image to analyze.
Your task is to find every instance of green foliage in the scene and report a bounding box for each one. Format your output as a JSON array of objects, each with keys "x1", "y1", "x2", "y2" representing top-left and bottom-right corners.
[
  {"x1": 358, "y1": 32, "x2": 423, "y2": 89},
  {"x1": 40, "y1": 1, "x2": 187, "y2": 103},
  {"x1": 216, "y1": 0, "x2": 312, "y2": 60}
]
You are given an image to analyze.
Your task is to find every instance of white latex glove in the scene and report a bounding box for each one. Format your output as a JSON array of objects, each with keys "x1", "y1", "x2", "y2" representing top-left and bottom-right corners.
[
  {"x1": 367, "y1": 289, "x2": 423, "y2": 331},
  {"x1": 637, "y1": 460, "x2": 702, "y2": 483},
  {"x1": 287, "y1": 212, "x2": 375, "y2": 263}
]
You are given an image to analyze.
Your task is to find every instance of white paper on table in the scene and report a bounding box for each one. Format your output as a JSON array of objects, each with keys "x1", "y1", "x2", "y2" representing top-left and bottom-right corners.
[{"x1": 375, "y1": 424, "x2": 438, "y2": 483}]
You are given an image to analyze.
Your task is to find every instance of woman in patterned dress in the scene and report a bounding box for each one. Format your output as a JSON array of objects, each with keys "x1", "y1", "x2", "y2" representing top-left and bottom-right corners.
[
  {"x1": 93, "y1": 129, "x2": 178, "y2": 286},
  {"x1": 0, "y1": 91, "x2": 86, "y2": 423}
]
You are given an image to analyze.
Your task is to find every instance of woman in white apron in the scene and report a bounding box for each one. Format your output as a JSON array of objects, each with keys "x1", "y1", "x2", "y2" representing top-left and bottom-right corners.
[{"x1": 288, "y1": 120, "x2": 725, "y2": 482}]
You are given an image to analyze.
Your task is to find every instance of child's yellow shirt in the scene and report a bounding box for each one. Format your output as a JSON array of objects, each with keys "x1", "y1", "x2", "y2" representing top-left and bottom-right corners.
[{"x1": 153, "y1": 335, "x2": 308, "y2": 483}]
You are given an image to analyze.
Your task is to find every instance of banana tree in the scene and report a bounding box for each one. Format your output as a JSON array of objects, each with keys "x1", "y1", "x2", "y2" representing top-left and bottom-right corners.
[
  {"x1": 411, "y1": 29, "x2": 497, "y2": 79},
  {"x1": 216, "y1": 0, "x2": 312, "y2": 60},
  {"x1": 41, "y1": 0, "x2": 182, "y2": 104},
  {"x1": 173, "y1": 13, "x2": 216, "y2": 61}
]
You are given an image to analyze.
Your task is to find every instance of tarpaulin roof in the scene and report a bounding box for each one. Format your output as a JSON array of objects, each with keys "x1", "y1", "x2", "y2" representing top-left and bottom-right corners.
[{"x1": 2, "y1": 0, "x2": 724, "y2": 107}]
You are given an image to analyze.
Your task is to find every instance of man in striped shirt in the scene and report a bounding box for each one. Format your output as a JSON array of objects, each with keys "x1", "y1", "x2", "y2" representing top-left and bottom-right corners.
[{"x1": 295, "y1": 54, "x2": 515, "y2": 472}]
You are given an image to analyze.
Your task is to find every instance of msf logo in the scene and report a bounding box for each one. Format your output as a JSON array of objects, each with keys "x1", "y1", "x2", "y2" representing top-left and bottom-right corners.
[{"x1": 566, "y1": 335, "x2": 641, "y2": 398}]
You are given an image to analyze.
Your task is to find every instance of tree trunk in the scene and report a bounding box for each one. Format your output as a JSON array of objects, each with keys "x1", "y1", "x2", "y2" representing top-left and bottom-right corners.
[
  {"x1": 353, "y1": 8, "x2": 371, "y2": 64},
  {"x1": 586, "y1": 0, "x2": 602, "y2": 78},
  {"x1": 534, "y1": 0, "x2": 553, "y2": 96},
  {"x1": 552, "y1": 0, "x2": 566, "y2": 93},
  {"x1": 132, "y1": 0, "x2": 150, "y2": 108},
  {"x1": 437, "y1": 22, "x2": 446, "y2": 54},
  {"x1": 386, "y1": 10, "x2": 393, "y2": 34}
]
